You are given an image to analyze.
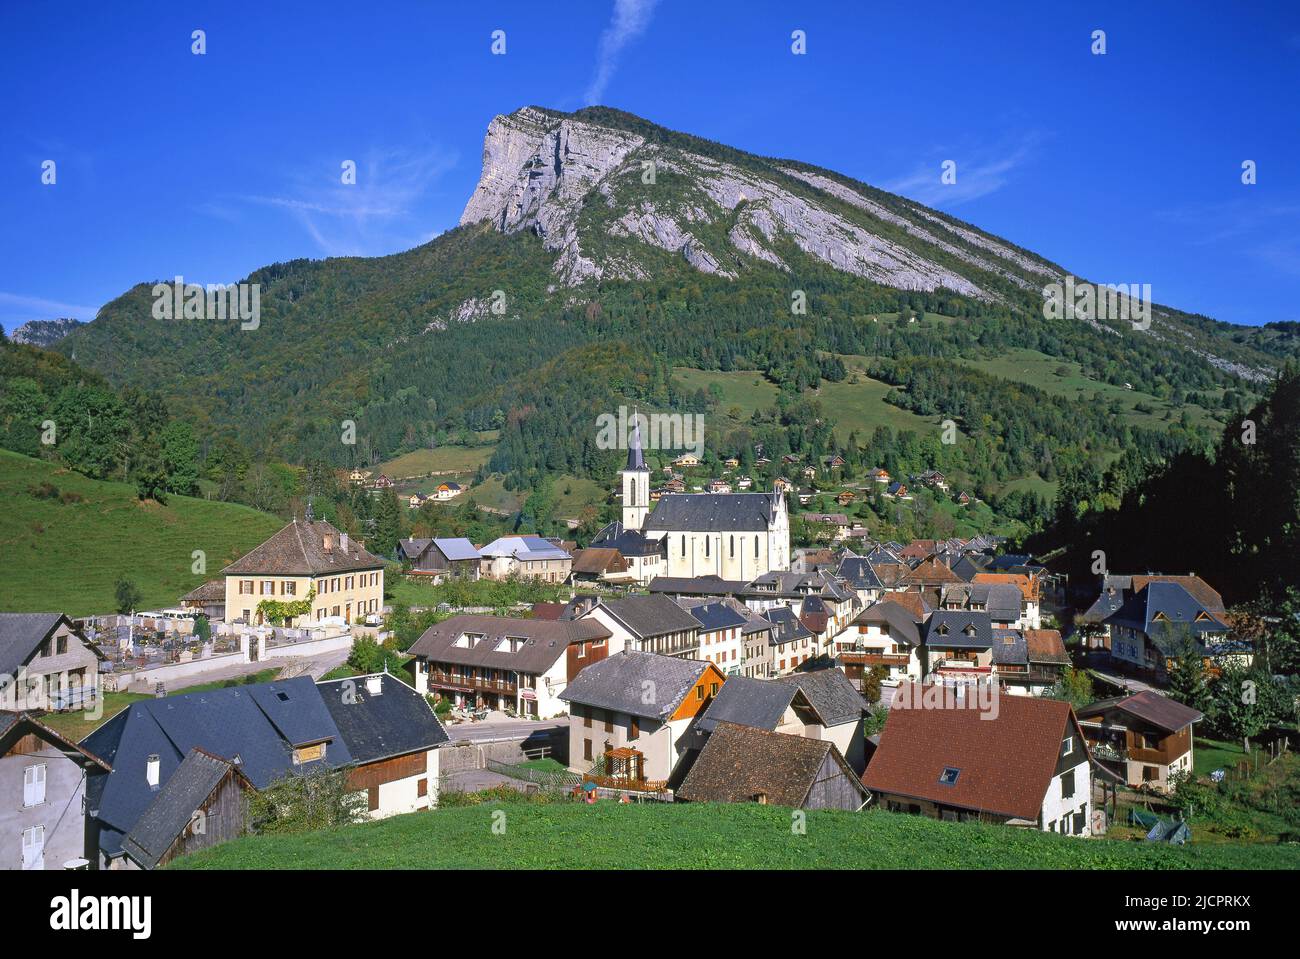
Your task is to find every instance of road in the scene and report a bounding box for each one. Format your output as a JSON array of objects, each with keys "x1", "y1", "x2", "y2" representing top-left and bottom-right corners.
[{"x1": 445, "y1": 716, "x2": 570, "y2": 743}]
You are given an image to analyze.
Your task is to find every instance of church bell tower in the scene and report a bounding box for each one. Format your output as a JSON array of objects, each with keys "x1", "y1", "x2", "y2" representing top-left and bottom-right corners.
[{"x1": 621, "y1": 412, "x2": 650, "y2": 531}]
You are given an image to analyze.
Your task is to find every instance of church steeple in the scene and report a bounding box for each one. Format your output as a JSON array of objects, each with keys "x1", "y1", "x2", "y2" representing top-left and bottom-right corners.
[
  {"x1": 625, "y1": 411, "x2": 648, "y2": 472},
  {"x1": 621, "y1": 409, "x2": 650, "y2": 530}
]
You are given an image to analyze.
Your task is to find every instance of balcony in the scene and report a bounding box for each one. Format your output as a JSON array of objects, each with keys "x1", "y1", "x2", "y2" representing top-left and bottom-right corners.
[
  {"x1": 1090, "y1": 742, "x2": 1128, "y2": 763},
  {"x1": 843, "y1": 652, "x2": 911, "y2": 668},
  {"x1": 428, "y1": 669, "x2": 518, "y2": 695}
]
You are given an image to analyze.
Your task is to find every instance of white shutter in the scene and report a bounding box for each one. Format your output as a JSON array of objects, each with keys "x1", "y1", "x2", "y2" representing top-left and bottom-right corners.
[
  {"x1": 21, "y1": 825, "x2": 44, "y2": 870},
  {"x1": 23, "y1": 764, "x2": 46, "y2": 807}
]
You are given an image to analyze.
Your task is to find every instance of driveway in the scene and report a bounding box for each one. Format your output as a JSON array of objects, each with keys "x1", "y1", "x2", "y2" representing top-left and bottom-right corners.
[{"x1": 445, "y1": 716, "x2": 570, "y2": 743}]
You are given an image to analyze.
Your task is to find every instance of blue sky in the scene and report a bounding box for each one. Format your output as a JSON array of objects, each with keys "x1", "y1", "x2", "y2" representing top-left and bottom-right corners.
[{"x1": 1, "y1": 0, "x2": 1298, "y2": 334}]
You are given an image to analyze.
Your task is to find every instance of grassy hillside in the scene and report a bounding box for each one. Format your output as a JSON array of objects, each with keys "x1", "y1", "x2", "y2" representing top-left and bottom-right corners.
[
  {"x1": 0, "y1": 449, "x2": 282, "y2": 615},
  {"x1": 169, "y1": 799, "x2": 1300, "y2": 870}
]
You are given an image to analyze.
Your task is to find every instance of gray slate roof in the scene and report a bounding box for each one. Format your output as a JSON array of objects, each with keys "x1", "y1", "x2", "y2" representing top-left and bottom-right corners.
[
  {"x1": 120, "y1": 748, "x2": 245, "y2": 869},
  {"x1": 923, "y1": 611, "x2": 994, "y2": 648},
  {"x1": 408, "y1": 615, "x2": 610, "y2": 674},
  {"x1": 697, "y1": 676, "x2": 802, "y2": 733},
  {"x1": 559, "y1": 650, "x2": 713, "y2": 720},
  {"x1": 597, "y1": 595, "x2": 701, "y2": 639},
  {"x1": 645, "y1": 492, "x2": 780, "y2": 532},
  {"x1": 317, "y1": 672, "x2": 450, "y2": 763},
  {"x1": 0, "y1": 612, "x2": 65, "y2": 677},
  {"x1": 762, "y1": 606, "x2": 814, "y2": 647},
  {"x1": 775, "y1": 668, "x2": 869, "y2": 727},
  {"x1": 223, "y1": 519, "x2": 385, "y2": 575}
]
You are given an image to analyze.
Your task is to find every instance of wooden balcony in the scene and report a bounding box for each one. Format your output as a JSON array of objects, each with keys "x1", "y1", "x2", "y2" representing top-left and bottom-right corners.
[
  {"x1": 428, "y1": 669, "x2": 518, "y2": 695},
  {"x1": 844, "y1": 652, "x2": 911, "y2": 668}
]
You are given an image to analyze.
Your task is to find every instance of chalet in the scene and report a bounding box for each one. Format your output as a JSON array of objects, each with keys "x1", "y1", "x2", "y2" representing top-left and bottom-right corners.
[
  {"x1": 569, "y1": 547, "x2": 633, "y2": 584},
  {"x1": 836, "y1": 490, "x2": 856, "y2": 506},
  {"x1": 677, "y1": 723, "x2": 868, "y2": 811},
  {"x1": 84, "y1": 674, "x2": 449, "y2": 868},
  {"x1": 672, "y1": 453, "x2": 701, "y2": 468},
  {"x1": 993, "y1": 628, "x2": 1071, "y2": 696},
  {"x1": 579, "y1": 595, "x2": 701, "y2": 658},
  {"x1": 848, "y1": 600, "x2": 924, "y2": 687},
  {"x1": 223, "y1": 518, "x2": 385, "y2": 626},
  {"x1": 408, "y1": 615, "x2": 611, "y2": 718},
  {"x1": 1, "y1": 712, "x2": 110, "y2": 869},
  {"x1": 955, "y1": 491, "x2": 972, "y2": 506},
  {"x1": 372, "y1": 474, "x2": 394, "y2": 489},
  {"x1": 408, "y1": 493, "x2": 426, "y2": 509},
  {"x1": 918, "y1": 469, "x2": 949, "y2": 491},
  {"x1": 433, "y1": 482, "x2": 462, "y2": 501},
  {"x1": 801, "y1": 466, "x2": 818, "y2": 479},
  {"x1": 863, "y1": 688, "x2": 1093, "y2": 835},
  {"x1": 724, "y1": 457, "x2": 740, "y2": 469},
  {"x1": 1105, "y1": 582, "x2": 1232, "y2": 679},
  {"x1": 179, "y1": 580, "x2": 226, "y2": 621},
  {"x1": 762, "y1": 606, "x2": 816, "y2": 674},
  {"x1": 884, "y1": 482, "x2": 911, "y2": 500},
  {"x1": 707, "y1": 479, "x2": 733, "y2": 494},
  {"x1": 867, "y1": 468, "x2": 891, "y2": 484},
  {"x1": 478, "y1": 535, "x2": 572, "y2": 583},
  {"x1": 0, "y1": 613, "x2": 104, "y2": 712},
  {"x1": 922, "y1": 611, "x2": 995, "y2": 688},
  {"x1": 398, "y1": 537, "x2": 482, "y2": 581},
  {"x1": 823, "y1": 454, "x2": 846, "y2": 470},
  {"x1": 772, "y1": 477, "x2": 795, "y2": 494},
  {"x1": 736, "y1": 475, "x2": 753, "y2": 489},
  {"x1": 559, "y1": 651, "x2": 726, "y2": 786},
  {"x1": 1077, "y1": 690, "x2": 1202, "y2": 793}
]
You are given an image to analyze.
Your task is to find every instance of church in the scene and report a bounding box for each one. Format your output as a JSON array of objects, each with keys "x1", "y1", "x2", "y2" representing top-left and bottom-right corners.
[{"x1": 595, "y1": 418, "x2": 790, "y2": 582}]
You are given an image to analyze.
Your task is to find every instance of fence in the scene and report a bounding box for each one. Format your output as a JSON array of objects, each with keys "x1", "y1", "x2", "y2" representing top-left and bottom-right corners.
[{"x1": 485, "y1": 758, "x2": 581, "y2": 791}]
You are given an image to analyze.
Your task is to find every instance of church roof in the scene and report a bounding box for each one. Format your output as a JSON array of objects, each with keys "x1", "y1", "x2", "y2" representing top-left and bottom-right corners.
[{"x1": 645, "y1": 492, "x2": 779, "y2": 533}]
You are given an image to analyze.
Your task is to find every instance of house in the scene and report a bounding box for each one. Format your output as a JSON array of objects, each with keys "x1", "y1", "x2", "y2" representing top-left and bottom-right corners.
[
  {"x1": 223, "y1": 518, "x2": 385, "y2": 626},
  {"x1": 372, "y1": 474, "x2": 394, "y2": 489},
  {"x1": 677, "y1": 722, "x2": 869, "y2": 810},
  {"x1": 724, "y1": 457, "x2": 740, "y2": 469},
  {"x1": 1105, "y1": 582, "x2": 1232, "y2": 679},
  {"x1": 398, "y1": 537, "x2": 482, "y2": 581},
  {"x1": 579, "y1": 595, "x2": 702, "y2": 658},
  {"x1": 83, "y1": 674, "x2": 449, "y2": 868},
  {"x1": 884, "y1": 482, "x2": 911, "y2": 500},
  {"x1": 1077, "y1": 690, "x2": 1202, "y2": 793},
  {"x1": 1, "y1": 712, "x2": 110, "y2": 869},
  {"x1": 478, "y1": 535, "x2": 572, "y2": 583},
  {"x1": 707, "y1": 479, "x2": 732, "y2": 494},
  {"x1": 179, "y1": 580, "x2": 226, "y2": 621},
  {"x1": 922, "y1": 611, "x2": 995, "y2": 688},
  {"x1": 679, "y1": 599, "x2": 749, "y2": 675},
  {"x1": 862, "y1": 687, "x2": 1093, "y2": 835},
  {"x1": 823, "y1": 454, "x2": 846, "y2": 470},
  {"x1": 559, "y1": 651, "x2": 726, "y2": 785},
  {"x1": 773, "y1": 477, "x2": 795, "y2": 494},
  {"x1": 801, "y1": 465, "x2": 818, "y2": 479},
  {"x1": 955, "y1": 491, "x2": 972, "y2": 506},
  {"x1": 119, "y1": 748, "x2": 253, "y2": 870},
  {"x1": 941, "y1": 582, "x2": 1024, "y2": 628},
  {"x1": 589, "y1": 521, "x2": 666, "y2": 586},
  {"x1": 918, "y1": 469, "x2": 949, "y2": 491},
  {"x1": 836, "y1": 490, "x2": 856, "y2": 506},
  {"x1": 775, "y1": 668, "x2": 870, "y2": 773},
  {"x1": 972, "y1": 572, "x2": 1042, "y2": 628},
  {"x1": 569, "y1": 547, "x2": 633, "y2": 584},
  {"x1": 867, "y1": 468, "x2": 891, "y2": 484},
  {"x1": 762, "y1": 606, "x2": 816, "y2": 674},
  {"x1": 994, "y1": 628, "x2": 1071, "y2": 696},
  {"x1": 672, "y1": 453, "x2": 700, "y2": 468},
  {"x1": 847, "y1": 600, "x2": 924, "y2": 688},
  {"x1": 0, "y1": 613, "x2": 104, "y2": 712},
  {"x1": 433, "y1": 482, "x2": 463, "y2": 501},
  {"x1": 408, "y1": 615, "x2": 612, "y2": 718},
  {"x1": 407, "y1": 493, "x2": 426, "y2": 510},
  {"x1": 836, "y1": 557, "x2": 885, "y2": 605}
]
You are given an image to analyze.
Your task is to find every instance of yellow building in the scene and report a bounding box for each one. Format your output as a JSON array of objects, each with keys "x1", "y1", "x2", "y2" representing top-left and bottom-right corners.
[{"x1": 222, "y1": 519, "x2": 385, "y2": 626}]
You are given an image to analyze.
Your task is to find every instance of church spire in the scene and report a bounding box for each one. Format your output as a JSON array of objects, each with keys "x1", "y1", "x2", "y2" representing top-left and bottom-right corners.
[{"x1": 625, "y1": 408, "x2": 648, "y2": 471}]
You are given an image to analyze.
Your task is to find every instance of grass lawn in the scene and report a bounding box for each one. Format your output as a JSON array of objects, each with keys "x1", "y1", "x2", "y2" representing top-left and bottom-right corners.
[
  {"x1": 1195, "y1": 737, "x2": 1249, "y2": 778},
  {"x1": 0, "y1": 449, "x2": 282, "y2": 615},
  {"x1": 464, "y1": 475, "x2": 523, "y2": 514},
  {"x1": 816, "y1": 367, "x2": 946, "y2": 442},
  {"x1": 516, "y1": 758, "x2": 568, "y2": 773},
  {"x1": 36, "y1": 667, "x2": 284, "y2": 742},
  {"x1": 169, "y1": 799, "x2": 1300, "y2": 870},
  {"x1": 549, "y1": 475, "x2": 609, "y2": 521},
  {"x1": 671, "y1": 367, "x2": 778, "y2": 417},
  {"x1": 377, "y1": 445, "x2": 495, "y2": 479}
]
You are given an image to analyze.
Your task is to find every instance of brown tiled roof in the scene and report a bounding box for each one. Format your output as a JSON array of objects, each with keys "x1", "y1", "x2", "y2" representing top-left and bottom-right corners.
[
  {"x1": 861, "y1": 688, "x2": 1077, "y2": 820},
  {"x1": 571, "y1": 547, "x2": 628, "y2": 575},
  {"x1": 1078, "y1": 689, "x2": 1202, "y2": 734},
  {"x1": 678, "y1": 722, "x2": 866, "y2": 807},
  {"x1": 879, "y1": 591, "x2": 930, "y2": 621},
  {"x1": 1130, "y1": 575, "x2": 1224, "y2": 614},
  {"x1": 530, "y1": 602, "x2": 565, "y2": 621},
  {"x1": 408, "y1": 615, "x2": 611, "y2": 674},
  {"x1": 1024, "y1": 629, "x2": 1070, "y2": 664},
  {"x1": 181, "y1": 579, "x2": 226, "y2": 603},
  {"x1": 873, "y1": 563, "x2": 911, "y2": 588},
  {"x1": 222, "y1": 520, "x2": 384, "y2": 576},
  {"x1": 973, "y1": 572, "x2": 1039, "y2": 602},
  {"x1": 902, "y1": 559, "x2": 963, "y2": 587}
]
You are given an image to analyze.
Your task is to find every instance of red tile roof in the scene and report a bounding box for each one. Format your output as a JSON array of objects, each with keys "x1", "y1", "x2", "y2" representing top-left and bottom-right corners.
[{"x1": 862, "y1": 686, "x2": 1078, "y2": 820}]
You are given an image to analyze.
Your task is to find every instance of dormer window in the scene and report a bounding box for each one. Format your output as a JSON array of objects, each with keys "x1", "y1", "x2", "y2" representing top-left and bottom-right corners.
[{"x1": 939, "y1": 767, "x2": 960, "y2": 786}]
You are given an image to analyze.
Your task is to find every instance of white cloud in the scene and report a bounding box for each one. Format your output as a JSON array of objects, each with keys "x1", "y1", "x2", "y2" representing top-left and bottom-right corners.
[
  {"x1": 880, "y1": 133, "x2": 1044, "y2": 207},
  {"x1": 0, "y1": 292, "x2": 99, "y2": 332},
  {"x1": 233, "y1": 145, "x2": 458, "y2": 257},
  {"x1": 584, "y1": 0, "x2": 660, "y2": 106}
]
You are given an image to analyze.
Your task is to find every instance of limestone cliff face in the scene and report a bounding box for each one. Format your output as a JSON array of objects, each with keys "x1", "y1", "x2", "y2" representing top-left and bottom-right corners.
[
  {"x1": 11, "y1": 317, "x2": 85, "y2": 347},
  {"x1": 459, "y1": 107, "x2": 1060, "y2": 297}
]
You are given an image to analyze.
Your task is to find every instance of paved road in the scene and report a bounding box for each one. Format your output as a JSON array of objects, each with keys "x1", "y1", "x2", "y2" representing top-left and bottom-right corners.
[
  {"x1": 445, "y1": 716, "x2": 570, "y2": 743},
  {"x1": 123, "y1": 647, "x2": 350, "y2": 695}
]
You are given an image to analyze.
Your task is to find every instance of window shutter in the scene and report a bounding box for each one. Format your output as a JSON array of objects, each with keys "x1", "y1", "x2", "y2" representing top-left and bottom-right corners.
[{"x1": 23, "y1": 764, "x2": 46, "y2": 807}]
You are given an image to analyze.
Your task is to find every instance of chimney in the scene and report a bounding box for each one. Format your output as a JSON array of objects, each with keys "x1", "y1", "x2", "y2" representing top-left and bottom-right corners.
[
  {"x1": 146, "y1": 754, "x2": 160, "y2": 788},
  {"x1": 341, "y1": 532, "x2": 350, "y2": 553}
]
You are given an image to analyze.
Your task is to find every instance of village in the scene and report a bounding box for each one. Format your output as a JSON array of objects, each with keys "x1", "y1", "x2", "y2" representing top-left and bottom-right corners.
[{"x1": 2, "y1": 420, "x2": 1289, "y2": 872}]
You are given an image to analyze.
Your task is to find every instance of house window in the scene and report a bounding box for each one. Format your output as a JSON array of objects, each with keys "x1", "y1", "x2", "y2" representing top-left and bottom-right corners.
[
  {"x1": 630, "y1": 716, "x2": 639, "y2": 740},
  {"x1": 583, "y1": 706, "x2": 592, "y2": 728},
  {"x1": 938, "y1": 767, "x2": 960, "y2": 786},
  {"x1": 710, "y1": 682, "x2": 719, "y2": 696},
  {"x1": 293, "y1": 743, "x2": 326, "y2": 765},
  {"x1": 705, "y1": 538, "x2": 710, "y2": 558},
  {"x1": 1142, "y1": 733, "x2": 1161, "y2": 750},
  {"x1": 21, "y1": 825, "x2": 44, "y2": 870},
  {"x1": 696, "y1": 686, "x2": 704, "y2": 701},
  {"x1": 284, "y1": 581, "x2": 296, "y2": 596},
  {"x1": 56, "y1": 635, "x2": 67, "y2": 656},
  {"x1": 1142, "y1": 765, "x2": 1158, "y2": 782},
  {"x1": 604, "y1": 710, "x2": 613, "y2": 733},
  {"x1": 583, "y1": 739, "x2": 593, "y2": 761},
  {"x1": 23, "y1": 764, "x2": 46, "y2": 807},
  {"x1": 1061, "y1": 770, "x2": 1075, "y2": 799},
  {"x1": 1061, "y1": 736, "x2": 1073, "y2": 757}
]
